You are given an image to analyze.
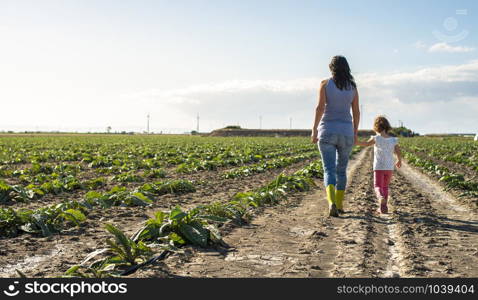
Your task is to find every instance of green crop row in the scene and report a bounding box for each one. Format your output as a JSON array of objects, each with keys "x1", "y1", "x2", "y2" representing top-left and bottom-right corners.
[
  {"x1": 404, "y1": 152, "x2": 478, "y2": 198},
  {"x1": 174, "y1": 146, "x2": 315, "y2": 174},
  {"x1": 0, "y1": 179, "x2": 196, "y2": 238},
  {"x1": 401, "y1": 137, "x2": 478, "y2": 173},
  {"x1": 223, "y1": 151, "x2": 319, "y2": 179}
]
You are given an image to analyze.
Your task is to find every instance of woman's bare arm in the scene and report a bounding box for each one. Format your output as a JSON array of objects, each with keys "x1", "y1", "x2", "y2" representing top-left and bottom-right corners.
[
  {"x1": 351, "y1": 88, "x2": 360, "y2": 144},
  {"x1": 355, "y1": 136, "x2": 374, "y2": 147},
  {"x1": 311, "y1": 80, "x2": 327, "y2": 143}
]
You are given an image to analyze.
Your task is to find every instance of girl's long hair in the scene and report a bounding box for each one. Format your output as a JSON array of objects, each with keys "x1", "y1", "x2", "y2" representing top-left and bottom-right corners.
[{"x1": 329, "y1": 55, "x2": 356, "y2": 90}]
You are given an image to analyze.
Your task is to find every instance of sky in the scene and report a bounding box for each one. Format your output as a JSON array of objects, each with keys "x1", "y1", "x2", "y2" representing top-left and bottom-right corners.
[{"x1": 0, "y1": 0, "x2": 477, "y2": 134}]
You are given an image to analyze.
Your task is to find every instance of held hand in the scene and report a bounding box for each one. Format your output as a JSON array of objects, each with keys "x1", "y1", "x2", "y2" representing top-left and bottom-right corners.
[{"x1": 396, "y1": 160, "x2": 402, "y2": 169}]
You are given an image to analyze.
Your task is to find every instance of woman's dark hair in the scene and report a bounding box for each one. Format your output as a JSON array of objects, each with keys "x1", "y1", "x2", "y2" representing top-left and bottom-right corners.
[
  {"x1": 329, "y1": 55, "x2": 356, "y2": 90},
  {"x1": 374, "y1": 115, "x2": 392, "y2": 133}
]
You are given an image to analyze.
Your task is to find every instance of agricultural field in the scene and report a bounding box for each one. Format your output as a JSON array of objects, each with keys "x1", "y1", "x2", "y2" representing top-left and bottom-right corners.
[
  {"x1": 0, "y1": 135, "x2": 477, "y2": 278},
  {"x1": 0, "y1": 135, "x2": 327, "y2": 277},
  {"x1": 400, "y1": 137, "x2": 478, "y2": 207}
]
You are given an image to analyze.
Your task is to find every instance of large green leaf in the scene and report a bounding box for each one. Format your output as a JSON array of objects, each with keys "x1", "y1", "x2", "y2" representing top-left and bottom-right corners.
[
  {"x1": 0, "y1": 181, "x2": 12, "y2": 203},
  {"x1": 104, "y1": 224, "x2": 134, "y2": 264},
  {"x1": 178, "y1": 223, "x2": 208, "y2": 247},
  {"x1": 30, "y1": 212, "x2": 54, "y2": 236},
  {"x1": 128, "y1": 192, "x2": 153, "y2": 206},
  {"x1": 169, "y1": 206, "x2": 187, "y2": 221},
  {"x1": 62, "y1": 209, "x2": 86, "y2": 225},
  {"x1": 168, "y1": 232, "x2": 186, "y2": 245}
]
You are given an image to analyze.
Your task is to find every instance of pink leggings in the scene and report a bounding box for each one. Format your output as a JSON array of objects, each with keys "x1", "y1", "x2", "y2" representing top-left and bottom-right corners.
[{"x1": 374, "y1": 170, "x2": 393, "y2": 200}]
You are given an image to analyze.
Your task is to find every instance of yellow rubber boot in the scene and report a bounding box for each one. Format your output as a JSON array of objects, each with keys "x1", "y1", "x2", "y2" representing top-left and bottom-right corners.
[
  {"x1": 335, "y1": 190, "x2": 345, "y2": 211},
  {"x1": 326, "y1": 184, "x2": 338, "y2": 217},
  {"x1": 325, "y1": 184, "x2": 336, "y2": 206}
]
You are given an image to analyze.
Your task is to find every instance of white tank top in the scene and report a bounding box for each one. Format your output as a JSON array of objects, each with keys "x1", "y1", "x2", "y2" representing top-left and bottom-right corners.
[{"x1": 373, "y1": 135, "x2": 398, "y2": 170}]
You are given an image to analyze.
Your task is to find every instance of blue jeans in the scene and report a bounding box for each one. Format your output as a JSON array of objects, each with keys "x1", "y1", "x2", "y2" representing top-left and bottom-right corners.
[{"x1": 318, "y1": 133, "x2": 354, "y2": 190}]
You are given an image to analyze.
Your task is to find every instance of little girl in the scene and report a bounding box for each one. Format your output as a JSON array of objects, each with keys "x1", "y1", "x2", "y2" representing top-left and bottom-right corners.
[{"x1": 355, "y1": 116, "x2": 402, "y2": 214}]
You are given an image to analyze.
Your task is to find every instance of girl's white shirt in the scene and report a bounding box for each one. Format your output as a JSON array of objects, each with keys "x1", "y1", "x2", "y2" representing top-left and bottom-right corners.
[{"x1": 373, "y1": 135, "x2": 398, "y2": 170}]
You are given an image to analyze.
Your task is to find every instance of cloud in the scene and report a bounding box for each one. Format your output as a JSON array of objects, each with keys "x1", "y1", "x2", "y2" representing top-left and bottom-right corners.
[
  {"x1": 359, "y1": 60, "x2": 478, "y2": 84},
  {"x1": 122, "y1": 60, "x2": 478, "y2": 133},
  {"x1": 354, "y1": 61, "x2": 478, "y2": 133},
  {"x1": 362, "y1": 96, "x2": 478, "y2": 134},
  {"x1": 413, "y1": 41, "x2": 475, "y2": 53},
  {"x1": 428, "y1": 42, "x2": 475, "y2": 53},
  {"x1": 122, "y1": 78, "x2": 323, "y2": 122},
  {"x1": 413, "y1": 41, "x2": 427, "y2": 49}
]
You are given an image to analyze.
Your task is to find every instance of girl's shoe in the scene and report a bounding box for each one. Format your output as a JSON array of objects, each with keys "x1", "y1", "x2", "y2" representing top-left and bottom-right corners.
[
  {"x1": 329, "y1": 203, "x2": 339, "y2": 217},
  {"x1": 380, "y1": 203, "x2": 388, "y2": 214},
  {"x1": 378, "y1": 197, "x2": 388, "y2": 214},
  {"x1": 375, "y1": 196, "x2": 387, "y2": 214},
  {"x1": 338, "y1": 209, "x2": 345, "y2": 214}
]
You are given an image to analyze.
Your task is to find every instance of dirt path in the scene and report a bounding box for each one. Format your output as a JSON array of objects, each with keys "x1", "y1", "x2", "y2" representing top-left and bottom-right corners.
[{"x1": 158, "y1": 147, "x2": 478, "y2": 278}]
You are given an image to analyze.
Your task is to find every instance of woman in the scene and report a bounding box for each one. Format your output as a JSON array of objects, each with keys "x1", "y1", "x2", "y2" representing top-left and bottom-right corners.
[{"x1": 311, "y1": 55, "x2": 360, "y2": 217}]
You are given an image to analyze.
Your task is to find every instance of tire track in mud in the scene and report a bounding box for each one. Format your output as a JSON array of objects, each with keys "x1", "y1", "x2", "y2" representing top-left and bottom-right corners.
[
  {"x1": 392, "y1": 162, "x2": 478, "y2": 277},
  {"x1": 325, "y1": 149, "x2": 478, "y2": 278},
  {"x1": 326, "y1": 147, "x2": 386, "y2": 277}
]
